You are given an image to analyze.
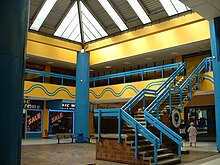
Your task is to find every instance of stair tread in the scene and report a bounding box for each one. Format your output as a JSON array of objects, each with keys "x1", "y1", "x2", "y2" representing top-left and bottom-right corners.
[
  {"x1": 158, "y1": 153, "x2": 175, "y2": 159},
  {"x1": 158, "y1": 157, "x2": 180, "y2": 165}
]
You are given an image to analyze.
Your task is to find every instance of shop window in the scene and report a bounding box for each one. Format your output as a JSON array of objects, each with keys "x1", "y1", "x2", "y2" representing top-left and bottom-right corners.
[
  {"x1": 26, "y1": 110, "x2": 42, "y2": 133},
  {"x1": 49, "y1": 111, "x2": 74, "y2": 135}
]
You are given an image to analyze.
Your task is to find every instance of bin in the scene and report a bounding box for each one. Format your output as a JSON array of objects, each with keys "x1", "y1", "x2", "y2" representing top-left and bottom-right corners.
[{"x1": 77, "y1": 132, "x2": 83, "y2": 143}]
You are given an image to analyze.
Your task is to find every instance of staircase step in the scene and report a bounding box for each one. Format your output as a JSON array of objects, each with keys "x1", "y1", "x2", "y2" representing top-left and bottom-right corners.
[
  {"x1": 158, "y1": 157, "x2": 180, "y2": 165},
  {"x1": 158, "y1": 153, "x2": 175, "y2": 160}
]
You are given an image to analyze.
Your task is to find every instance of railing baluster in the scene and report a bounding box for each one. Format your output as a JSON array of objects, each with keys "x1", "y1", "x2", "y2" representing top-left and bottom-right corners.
[
  {"x1": 135, "y1": 123, "x2": 138, "y2": 159},
  {"x1": 118, "y1": 109, "x2": 121, "y2": 143},
  {"x1": 98, "y1": 111, "x2": 101, "y2": 142},
  {"x1": 154, "y1": 143, "x2": 158, "y2": 165},
  {"x1": 179, "y1": 89, "x2": 182, "y2": 112},
  {"x1": 169, "y1": 87, "x2": 172, "y2": 113}
]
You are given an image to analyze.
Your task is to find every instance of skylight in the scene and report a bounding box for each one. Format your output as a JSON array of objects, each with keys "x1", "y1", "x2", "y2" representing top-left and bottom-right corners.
[
  {"x1": 159, "y1": 0, "x2": 189, "y2": 16},
  {"x1": 127, "y1": 0, "x2": 151, "y2": 24},
  {"x1": 30, "y1": 0, "x2": 57, "y2": 31},
  {"x1": 98, "y1": 0, "x2": 128, "y2": 31},
  {"x1": 80, "y1": 1, "x2": 108, "y2": 41},
  {"x1": 54, "y1": 2, "x2": 78, "y2": 38}
]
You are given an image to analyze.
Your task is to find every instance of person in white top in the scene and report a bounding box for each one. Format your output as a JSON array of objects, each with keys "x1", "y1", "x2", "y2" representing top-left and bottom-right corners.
[{"x1": 187, "y1": 122, "x2": 197, "y2": 147}]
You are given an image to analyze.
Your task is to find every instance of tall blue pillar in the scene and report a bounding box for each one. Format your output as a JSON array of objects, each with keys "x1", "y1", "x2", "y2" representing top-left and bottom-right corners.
[
  {"x1": 0, "y1": 0, "x2": 29, "y2": 164},
  {"x1": 75, "y1": 51, "x2": 90, "y2": 142},
  {"x1": 210, "y1": 17, "x2": 220, "y2": 152}
]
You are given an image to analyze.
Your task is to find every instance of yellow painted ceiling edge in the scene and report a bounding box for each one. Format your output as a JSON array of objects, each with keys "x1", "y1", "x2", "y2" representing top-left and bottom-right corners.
[
  {"x1": 27, "y1": 32, "x2": 81, "y2": 64},
  {"x1": 86, "y1": 13, "x2": 205, "y2": 51},
  {"x1": 90, "y1": 19, "x2": 210, "y2": 65}
]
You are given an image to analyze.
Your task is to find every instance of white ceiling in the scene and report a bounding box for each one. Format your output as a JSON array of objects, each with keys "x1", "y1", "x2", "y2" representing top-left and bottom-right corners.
[{"x1": 180, "y1": 0, "x2": 220, "y2": 20}]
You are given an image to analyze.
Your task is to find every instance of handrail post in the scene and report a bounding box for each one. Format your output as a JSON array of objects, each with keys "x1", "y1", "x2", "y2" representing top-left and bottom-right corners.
[
  {"x1": 154, "y1": 142, "x2": 158, "y2": 165},
  {"x1": 197, "y1": 74, "x2": 201, "y2": 90},
  {"x1": 156, "y1": 100, "x2": 159, "y2": 119},
  {"x1": 169, "y1": 87, "x2": 172, "y2": 113},
  {"x1": 61, "y1": 78, "x2": 63, "y2": 85},
  {"x1": 108, "y1": 78, "x2": 110, "y2": 85},
  {"x1": 189, "y1": 80, "x2": 192, "y2": 100},
  {"x1": 205, "y1": 60, "x2": 208, "y2": 72},
  {"x1": 180, "y1": 89, "x2": 182, "y2": 112},
  {"x1": 135, "y1": 123, "x2": 139, "y2": 159},
  {"x1": 124, "y1": 74, "x2": 126, "y2": 83},
  {"x1": 178, "y1": 144, "x2": 181, "y2": 158},
  {"x1": 118, "y1": 109, "x2": 121, "y2": 143},
  {"x1": 93, "y1": 81, "x2": 96, "y2": 87},
  {"x1": 162, "y1": 67, "x2": 164, "y2": 78},
  {"x1": 43, "y1": 75, "x2": 45, "y2": 83},
  {"x1": 143, "y1": 96, "x2": 146, "y2": 110},
  {"x1": 98, "y1": 110, "x2": 101, "y2": 142},
  {"x1": 141, "y1": 70, "x2": 144, "y2": 81},
  {"x1": 160, "y1": 132, "x2": 163, "y2": 144}
]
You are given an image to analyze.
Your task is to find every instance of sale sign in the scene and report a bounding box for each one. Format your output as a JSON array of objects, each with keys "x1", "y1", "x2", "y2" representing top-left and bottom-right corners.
[
  {"x1": 51, "y1": 113, "x2": 64, "y2": 123},
  {"x1": 28, "y1": 113, "x2": 41, "y2": 125}
]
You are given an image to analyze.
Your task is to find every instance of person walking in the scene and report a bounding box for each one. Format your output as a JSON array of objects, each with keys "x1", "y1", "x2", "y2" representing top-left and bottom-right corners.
[{"x1": 187, "y1": 122, "x2": 197, "y2": 147}]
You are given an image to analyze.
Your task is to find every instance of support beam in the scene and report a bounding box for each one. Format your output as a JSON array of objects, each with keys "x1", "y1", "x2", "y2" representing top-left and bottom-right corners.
[
  {"x1": 0, "y1": 0, "x2": 29, "y2": 164},
  {"x1": 210, "y1": 17, "x2": 220, "y2": 152},
  {"x1": 75, "y1": 51, "x2": 90, "y2": 142}
]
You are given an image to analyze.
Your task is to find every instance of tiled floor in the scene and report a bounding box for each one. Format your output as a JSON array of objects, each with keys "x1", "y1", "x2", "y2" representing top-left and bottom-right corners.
[{"x1": 21, "y1": 139, "x2": 220, "y2": 165}]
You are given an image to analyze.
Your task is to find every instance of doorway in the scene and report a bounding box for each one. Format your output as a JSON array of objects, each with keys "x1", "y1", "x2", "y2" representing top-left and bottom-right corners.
[{"x1": 184, "y1": 106, "x2": 216, "y2": 141}]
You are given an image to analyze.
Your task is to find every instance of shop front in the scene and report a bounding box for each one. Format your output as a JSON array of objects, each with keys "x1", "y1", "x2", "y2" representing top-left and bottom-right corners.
[
  {"x1": 23, "y1": 99, "x2": 44, "y2": 138},
  {"x1": 48, "y1": 102, "x2": 75, "y2": 135}
]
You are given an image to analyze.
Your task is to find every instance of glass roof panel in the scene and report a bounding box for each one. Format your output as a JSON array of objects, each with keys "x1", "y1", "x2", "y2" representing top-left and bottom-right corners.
[
  {"x1": 127, "y1": 0, "x2": 151, "y2": 24},
  {"x1": 98, "y1": 0, "x2": 128, "y2": 31},
  {"x1": 30, "y1": 0, "x2": 58, "y2": 31}
]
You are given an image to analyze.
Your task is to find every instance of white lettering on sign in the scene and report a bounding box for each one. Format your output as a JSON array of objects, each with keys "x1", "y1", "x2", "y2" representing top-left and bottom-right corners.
[
  {"x1": 51, "y1": 113, "x2": 64, "y2": 123},
  {"x1": 28, "y1": 113, "x2": 41, "y2": 125}
]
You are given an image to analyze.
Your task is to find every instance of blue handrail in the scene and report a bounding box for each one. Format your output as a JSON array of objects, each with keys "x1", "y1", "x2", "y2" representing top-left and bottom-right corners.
[
  {"x1": 94, "y1": 108, "x2": 160, "y2": 164},
  {"x1": 90, "y1": 62, "x2": 183, "y2": 87},
  {"x1": 25, "y1": 69, "x2": 76, "y2": 85}
]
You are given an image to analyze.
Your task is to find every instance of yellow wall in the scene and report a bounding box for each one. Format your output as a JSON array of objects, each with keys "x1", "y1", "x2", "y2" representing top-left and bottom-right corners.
[
  {"x1": 200, "y1": 72, "x2": 214, "y2": 90},
  {"x1": 27, "y1": 32, "x2": 81, "y2": 64},
  {"x1": 89, "y1": 78, "x2": 166, "y2": 102},
  {"x1": 88, "y1": 14, "x2": 210, "y2": 65},
  {"x1": 24, "y1": 81, "x2": 76, "y2": 100}
]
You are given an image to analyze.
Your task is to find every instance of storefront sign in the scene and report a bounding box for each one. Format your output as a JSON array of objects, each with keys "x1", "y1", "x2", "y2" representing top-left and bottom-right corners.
[
  {"x1": 24, "y1": 99, "x2": 44, "y2": 109},
  {"x1": 28, "y1": 112, "x2": 41, "y2": 125},
  {"x1": 62, "y1": 103, "x2": 75, "y2": 110},
  {"x1": 51, "y1": 112, "x2": 64, "y2": 123}
]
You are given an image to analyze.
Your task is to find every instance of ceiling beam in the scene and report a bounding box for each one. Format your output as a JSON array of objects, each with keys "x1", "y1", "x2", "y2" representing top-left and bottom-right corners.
[{"x1": 77, "y1": 0, "x2": 85, "y2": 48}]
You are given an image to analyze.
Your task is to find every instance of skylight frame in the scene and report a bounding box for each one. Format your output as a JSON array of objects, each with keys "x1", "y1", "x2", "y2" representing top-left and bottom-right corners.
[
  {"x1": 127, "y1": 0, "x2": 151, "y2": 24},
  {"x1": 30, "y1": 0, "x2": 58, "y2": 31},
  {"x1": 98, "y1": 0, "x2": 128, "y2": 31}
]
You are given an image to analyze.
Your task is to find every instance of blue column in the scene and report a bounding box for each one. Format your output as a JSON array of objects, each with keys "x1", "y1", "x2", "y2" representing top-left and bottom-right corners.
[
  {"x1": 210, "y1": 17, "x2": 220, "y2": 152},
  {"x1": 0, "y1": 0, "x2": 29, "y2": 164},
  {"x1": 75, "y1": 51, "x2": 90, "y2": 142}
]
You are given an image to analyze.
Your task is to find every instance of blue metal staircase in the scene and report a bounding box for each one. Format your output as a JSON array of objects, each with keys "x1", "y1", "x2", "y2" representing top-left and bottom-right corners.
[{"x1": 94, "y1": 57, "x2": 213, "y2": 165}]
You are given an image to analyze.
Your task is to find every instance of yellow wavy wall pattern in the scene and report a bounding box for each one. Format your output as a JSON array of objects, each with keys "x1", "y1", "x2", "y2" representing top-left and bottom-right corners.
[
  {"x1": 200, "y1": 72, "x2": 214, "y2": 90},
  {"x1": 24, "y1": 78, "x2": 166, "y2": 101}
]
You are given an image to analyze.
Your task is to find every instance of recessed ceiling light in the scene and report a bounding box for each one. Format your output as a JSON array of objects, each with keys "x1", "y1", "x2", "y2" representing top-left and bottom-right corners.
[
  {"x1": 47, "y1": 61, "x2": 54, "y2": 65},
  {"x1": 145, "y1": 57, "x2": 152, "y2": 60},
  {"x1": 90, "y1": 69, "x2": 94, "y2": 72},
  {"x1": 123, "y1": 62, "x2": 131, "y2": 65},
  {"x1": 105, "y1": 65, "x2": 112, "y2": 69},
  {"x1": 171, "y1": 52, "x2": 179, "y2": 55}
]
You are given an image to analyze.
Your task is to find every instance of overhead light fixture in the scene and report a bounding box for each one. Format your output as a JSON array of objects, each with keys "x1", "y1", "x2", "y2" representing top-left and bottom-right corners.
[
  {"x1": 145, "y1": 57, "x2": 153, "y2": 60},
  {"x1": 90, "y1": 69, "x2": 94, "y2": 72},
  {"x1": 98, "y1": 0, "x2": 128, "y2": 31},
  {"x1": 46, "y1": 61, "x2": 54, "y2": 65},
  {"x1": 26, "y1": 56, "x2": 30, "y2": 60},
  {"x1": 30, "y1": 0, "x2": 58, "y2": 31},
  {"x1": 127, "y1": 0, "x2": 151, "y2": 24},
  {"x1": 123, "y1": 62, "x2": 131, "y2": 65},
  {"x1": 171, "y1": 52, "x2": 179, "y2": 55},
  {"x1": 105, "y1": 65, "x2": 112, "y2": 69}
]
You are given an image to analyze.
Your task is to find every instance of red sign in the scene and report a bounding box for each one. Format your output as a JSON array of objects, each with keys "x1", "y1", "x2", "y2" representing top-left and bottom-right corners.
[
  {"x1": 28, "y1": 113, "x2": 41, "y2": 125},
  {"x1": 51, "y1": 113, "x2": 64, "y2": 123}
]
